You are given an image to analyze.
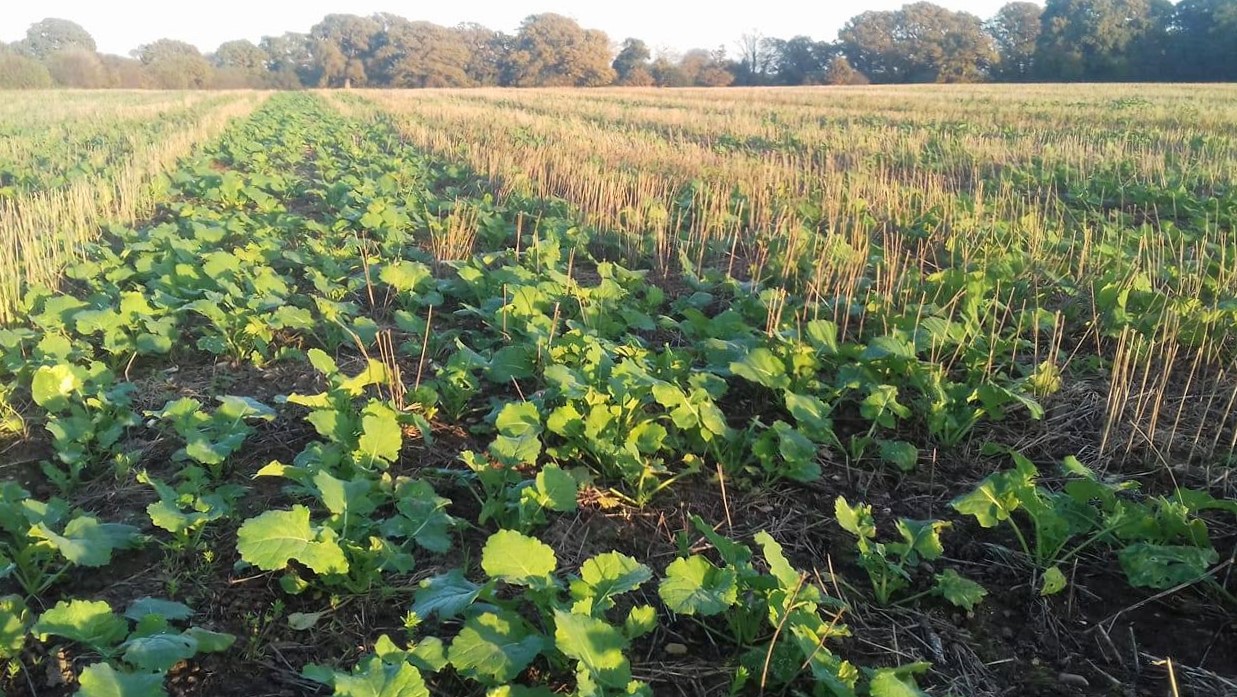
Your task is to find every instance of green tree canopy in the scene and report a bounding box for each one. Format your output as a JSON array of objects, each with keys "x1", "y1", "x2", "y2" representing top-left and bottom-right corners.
[
  {"x1": 507, "y1": 13, "x2": 616, "y2": 87},
  {"x1": 133, "y1": 39, "x2": 212, "y2": 88},
  {"x1": 260, "y1": 33, "x2": 315, "y2": 88},
  {"x1": 767, "y1": 36, "x2": 838, "y2": 85},
  {"x1": 5, "y1": 4, "x2": 1236, "y2": 89},
  {"x1": 17, "y1": 18, "x2": 96, "y2": 58},
  {"x1": 310, "y1": 13, "x2": 380, "y2": 87},
  {"x1": 841, "y1": 2, "x2": 996, "y2": 83},
  {"x1": 1035, "y1": 0, "x2": 1173, "y2": 81},
  {"x1": 370, "y1": 17, "x2": 473, "y2": 88},
  {"x1": 456, "y1": 23, "x2": 510, "y2": 86},
  {"x1": 613, "y1": 38, "x2": 652, "y2": 85},
  {"x1": 1168, "y1": 0, "x2": 1237, "y2": 81},
  {"x1": 988, "y1": 2, "x2": 1042, "y2": 80},
  {"x1": 214, "y1": 39, "x2": 268, "y2": 72}
]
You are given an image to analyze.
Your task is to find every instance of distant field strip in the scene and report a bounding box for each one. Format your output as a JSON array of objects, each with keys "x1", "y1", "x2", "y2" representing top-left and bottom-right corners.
[{"x1": 0, "y1": 91, "x2": 268, "y2": 323}]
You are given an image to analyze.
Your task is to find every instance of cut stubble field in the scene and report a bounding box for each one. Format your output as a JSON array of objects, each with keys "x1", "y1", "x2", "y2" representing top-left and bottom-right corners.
[{"x1": 0, "y1": 85, "x2": 1234, "y2": 697}]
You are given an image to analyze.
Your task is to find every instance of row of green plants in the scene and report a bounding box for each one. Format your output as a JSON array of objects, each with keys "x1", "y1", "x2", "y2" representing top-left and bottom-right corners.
[{"x1": 0, "y1": 94, "x2": 242, "y2": 200}]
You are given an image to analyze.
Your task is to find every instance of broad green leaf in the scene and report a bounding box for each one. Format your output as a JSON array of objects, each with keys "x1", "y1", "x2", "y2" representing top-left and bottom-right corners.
[
  {"x1": 892, "y1": 519, "x2": 946, "y2": 563},
  {"x1": 578, "y1": 552, "x2": 652, "y2": 607},
  {"x1": 388, "y1": 479, "x2": 454, "y2": 553},
  {"x1": 334, "y1": 657, "x2": 429, "y2": 697},
  {"x1": 407, "y1": 636, "x2": 449, "y2": 673},
  {"x1": 340, "y1": 360, "x2": 389, "y2": 395},
  {"x1": 623, "y1": 605, "x2": 657, "y2": 639},
  {"x1": 543, "y1": 365, "x2": 587, "y2": 399},
  {"x1": 753, "y1": 421, "x2": 820, "y2": 482},
  {"x1": 495, "y1": 401, "x2": 542, "y2": 437},
  {"x1": 1118, "y1": 543, "x2": 1218, "y2": 589},
  {"x1": 754, "y1": 532, "x2": 800, "y2": 591},
  {"x1": 33, "y1": 516, "x2": 141, "y2": 567},
  {"x1": 305, "y1": 408, "x2": 351, "y2": 442},
  {"x1": 546, "y1": 403, "x2": 584, "y2": 438},
  {"x1": 553, "y1": 610, "x2": 631, "y2": 688},
  {"x1": 933, "y1": 570, "x2": 987, "y2": 611},
  {"x1": 1173, "y1": 488, "x2": 1237, "y2": 516},
  {"x1": 32, "y1": 364, "x2": 82, "y2": 412},
  {"x1": 490, "y1": 433, "x2": 542, "y2": 466},
  {"x1": 804, "y1": 320, "x2": 839, "y2": 354},
  {"x1": 130, "y1": 614, "x2": 170, "y2": 639},
  {"x1": 481, "y1": 530, "x2": 557, "y2": 588},
  {"x1": 448, "y1": 611, "x2": 544, "y2": 684},
  {"x1": 156, "y1": 397, "x2": 202, "y2": 422},
  {"x1": 182, "y1": 627, "x2": 234, "y2": 653},
  {"x1": 491, "y1": 402, "x2": 543, "y2": 466},
  {"x1": 359, "y1": 402, "x2": 402, "y2": 464},
  {"x1": 628, "y1": 420, "x2": 668, "y2": 453},
  {"x1": 215, "y1": 395, "x2": 275, "y2": 422},
  {"x1": 860, "y1": 385, "x2": 911, "y2": 429},
  {"x1": 783, "y1": 392, "x2": 834, "y2": 442},
  {"x1": 307, "y1": 348, "x2": 339, "y2": 377},
  {"x1": 529, "y1": 464, "x2": 578, "y2": 512},
  {"x1": 33, "y1": 599, "x2": 127, "y2": 650},
  {"x1": 202, "y1": 250, "x2": 241, "y2": 278},
  {"x1": 314, "y1": 471, "x2": 377, "y2": 519},
  {"x1": 878, "y1": 440, "x2": 917, "y2": 472},
  {"x1": 730, "y1": 348, "x2": 790, "y2": 390},
  {"x1": 950, "y1": 469, "x2": 1028, "y2": 528},
  {"x1": 122, "y1": 632, "x2": 198, "y2": 672},
  {"x1": 236, "y1": 506, "x2": 348, "y2": 575},
  {"x1": 411, "y1": 569, "x2": 481, "y2": 621},
  {"x1": 1039, "y1": 566, "x2": 1067, "y2": 596},
  {"x1": 270, "y1": 306, "x2": 315, "y2": 330},
  {"x1": 379, "y1": 261, "x2": 432, "y2": 293},
  {"x1": 146, "y1": 500, "x2": 194, "y2": 536},
  {"x1": 288, "y1": 612, "x2": 325, "y2": 631},
  {"x1": 1059, "y1": 455, "x2": 1095, "y2": 479},
  {"x1": 868, "y1": 665, "x2": 930, "y2": 697},
  {"x1": 184, "y1": 437, "x2": 229, "y2": 466},
  {"x1": 689, "y1": 515, "x2": 752, "y2": 566},
  {"x1": 37, "y1": 333, "x2": 73, "y2": 360},
  {"x1": 0, "y1": 595, "x2": 30, "y2": 659},
  {"x1": 658, "y1": 555, "x2": 738, "y2": 616},
  {"x1": 651, "y1": 382, "x2": 686, "y2": 411},
  {"x1": 488, "y1": 346, "x2": 535, "y2": 382},
  {"x1": 863, "y1": 336, "x2": 917, "y2": 362},
  {"x1": 74, "y1": 663, "x2": 165, "y2": 697},
  {"x1": 834, "y1": 497, "x2": 876, "y2": 540},
  {"x1": 124, "y1": 598, "x2": 193, "y2": 623}
]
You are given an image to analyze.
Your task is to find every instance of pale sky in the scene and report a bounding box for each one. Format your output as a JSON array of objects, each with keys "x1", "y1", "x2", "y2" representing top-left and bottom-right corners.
[{"x1": 1, "y1": 1, "x2": 1016, "y2": 57}]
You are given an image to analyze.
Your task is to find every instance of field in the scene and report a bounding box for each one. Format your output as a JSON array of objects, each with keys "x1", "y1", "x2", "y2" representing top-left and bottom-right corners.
[{"x1": 0, "y1": 85, "x2": 1234, "y2": 697}]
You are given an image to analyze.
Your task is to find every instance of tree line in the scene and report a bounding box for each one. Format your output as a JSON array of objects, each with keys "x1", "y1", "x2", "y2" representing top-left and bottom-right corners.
[{"x1": 1, "y1": 1, "x2": 1234, "y2": 90}]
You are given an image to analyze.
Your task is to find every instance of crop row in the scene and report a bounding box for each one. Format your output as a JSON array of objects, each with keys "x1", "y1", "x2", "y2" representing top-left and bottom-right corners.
[
  {"x1": 0, "y1": 93, "x2": 251, "y2": 200},
  {"x1": 0, "y1": 91, "x2": 267, "y2": 324}
]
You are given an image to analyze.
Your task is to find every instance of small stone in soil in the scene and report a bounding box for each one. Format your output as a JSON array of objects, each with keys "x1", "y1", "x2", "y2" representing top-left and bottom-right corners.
[{"x1": 1058, "y1": 673, "x2": 1090, "y2": 689}]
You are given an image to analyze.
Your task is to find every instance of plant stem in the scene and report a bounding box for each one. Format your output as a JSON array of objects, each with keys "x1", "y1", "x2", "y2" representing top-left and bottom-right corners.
[{"x1": 1006, "y1": 518, "x2": 1033, "y2": 560}]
